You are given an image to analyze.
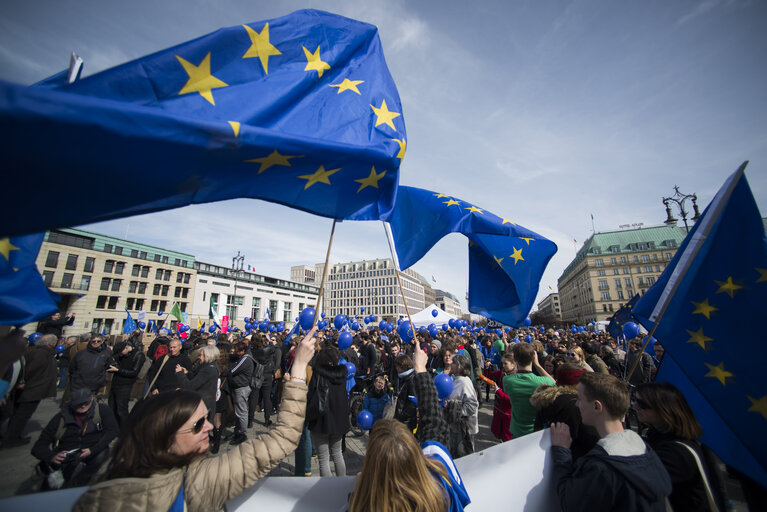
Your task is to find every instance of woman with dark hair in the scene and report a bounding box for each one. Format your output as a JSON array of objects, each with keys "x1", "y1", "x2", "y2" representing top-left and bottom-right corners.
[
  {"x1": 393, "y1": 353, "x2": 418, "y2": 431},
  {"x1": 72, "y1": 328, "x2": 317, "y2": 512},
  {"x1": 307, "y1": 344, "x2": 349, "y2": 477},
  {"x1": 635, "y1": 382, "x2": 727, "y2": 512},
  {"x1": 348, "y1": 347, "x2": 470, "y2": 511}
]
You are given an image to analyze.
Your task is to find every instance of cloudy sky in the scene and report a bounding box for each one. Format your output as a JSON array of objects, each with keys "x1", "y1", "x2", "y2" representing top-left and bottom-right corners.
[{"x1": 2, "y1": 0, "x2": 765, "y2": 312}]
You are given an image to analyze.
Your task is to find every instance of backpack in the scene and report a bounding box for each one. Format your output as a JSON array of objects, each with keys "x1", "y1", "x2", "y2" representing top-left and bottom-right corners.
[
  {"x1": 305, "y1": 373, "x2": 329, "y2": 422},
  {"x1": 153, "y1": 343, "x2": 169, "y2": 361},
  {"x1": 249, "y1": 356, "x2": 265, "y2": 389}
]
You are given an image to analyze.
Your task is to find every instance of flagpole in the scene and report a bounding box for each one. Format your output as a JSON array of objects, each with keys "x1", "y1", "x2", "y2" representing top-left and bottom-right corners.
[
  {"x1": 624, "y1": 162, "x2": 747, "y2": 383},
  {"x1": 383, "y1": 222, "x2": 416, "y2": 344},
  {"x1": 313, "y1": 220, "x2": 337, "y2": 329}
]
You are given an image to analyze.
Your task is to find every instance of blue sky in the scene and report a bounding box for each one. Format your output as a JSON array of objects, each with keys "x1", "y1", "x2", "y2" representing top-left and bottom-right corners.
[{"x1": 2, "y1": 0, "x2": 765, "y2": 312}]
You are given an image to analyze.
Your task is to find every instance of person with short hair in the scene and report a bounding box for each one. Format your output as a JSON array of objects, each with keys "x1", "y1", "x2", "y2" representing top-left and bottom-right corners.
[
  {"x1": 503, "y1": 343, "x2": 554, "y2": 439},
  {"x1": 446, "y1": 354, "x2": 479, "y2": 455},
  {"x1": 176, "y1": 345, "x2": 219, "y2": 422},
  {"x1": 362, "y1": 375, "x2": 390, "y2": 425},
  {"x1": 38, "y1": 311, "x2": 76, "y2": 339},
  {"x1": 107, "y1": 341, "x2": 146, "y2": 426},
  {"x1": 581, "y1": 340, "x2": 609, "y2": 375},
  {"x1": 393, "y1": 354, "x2": 418, "y2": 430},
  {"x1": 565, "y1": 346, "x2": 594, "y2": 373},
  {"x1": 69, "y1": 336, "x2": 114, "y2": 395},
  {"x1": 145, "y1": 339, "x2": 192, "y2": 396},
  {"x1": 626, "y1": 339, "x2": 655, "y2": 385},
  {"x1": 550, "y1": 373, "x2": 672, "y2": 511}
]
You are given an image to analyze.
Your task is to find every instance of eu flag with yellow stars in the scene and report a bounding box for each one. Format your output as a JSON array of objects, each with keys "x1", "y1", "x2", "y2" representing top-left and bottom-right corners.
[
  {"x1": 374, "y1": 186, "x2": 557, "y2": 327},
  {"x1": 0, "y1": 9, "x2": 405, "y2": 237},
  {"x1": 0, "y1": 234, "x2": 59, "y2": 325},
  {"x1": 606, "y1": 293, "x2": 639, "y2": 340},
  {"x1": 633, "y1": 162, "x2": 767, "y2": 489}
]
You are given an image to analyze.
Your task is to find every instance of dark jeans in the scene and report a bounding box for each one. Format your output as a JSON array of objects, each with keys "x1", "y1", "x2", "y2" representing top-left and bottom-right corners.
[
  {"x1": 108, "y1": 385, "x2": 132, "y2": 426},
  {"x1": 5, "y1": 400, "x2": 40, "y2": 442},
  {"x1": 293, "y1": 423, "x2": 313, "y2": 476},
  {"x1": 249, "y1": 375, "x2": 274, "y2": 423}
]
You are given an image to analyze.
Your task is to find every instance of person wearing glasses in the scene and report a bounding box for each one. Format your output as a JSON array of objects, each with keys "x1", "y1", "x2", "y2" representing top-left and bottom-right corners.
[
  {"x1": 68, "y1": 335, "x2": 114, "y2": 396},
  {"x1": 72, "y1": 328, "x2": 317, "y2": 512},
  {"x1": 635, "y1": 382, "x2": 728, "y2": 512},
  {"x1": 565, "y1": 346, "x2": 594, "y2": 372}
]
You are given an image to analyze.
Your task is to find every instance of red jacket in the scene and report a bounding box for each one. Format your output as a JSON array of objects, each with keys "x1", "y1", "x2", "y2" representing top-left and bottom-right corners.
[{"x1": 490, "y1": 388, "x2": 512, "y2": 442}]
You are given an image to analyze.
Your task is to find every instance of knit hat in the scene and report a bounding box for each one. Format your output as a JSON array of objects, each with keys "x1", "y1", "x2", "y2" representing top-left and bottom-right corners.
[
  {"x1": 113, "y1": 341, "x2": 128, "y2": 355},
  {"x1": 556, "y1": 368, "x2": 586, "y2": 386},
  {"x1": 431, "y1": 340, "x2": 442, "y2": 350}
]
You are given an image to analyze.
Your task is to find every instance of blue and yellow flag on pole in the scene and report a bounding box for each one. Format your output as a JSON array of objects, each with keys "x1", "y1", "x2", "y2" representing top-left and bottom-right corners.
[
  {"x1": 0, "y1": 9, "x2": 405, "y2": 237},
  {"x1": 0, "y1": 233, "x2": 59, "y2": 325},
  {"x1": 123, "y1": 309, "x2": 138, "y2": 335},
  {"x1": 633, "y1": 162, "x2": 767, "y2": 489},
  {"x1": 377, "y1": 186, "x2": 557, "y2": 327}
]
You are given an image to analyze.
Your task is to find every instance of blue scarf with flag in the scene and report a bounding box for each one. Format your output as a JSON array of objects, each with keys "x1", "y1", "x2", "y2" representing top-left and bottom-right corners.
[
  {"x1": 632, "y1": 162, "x2": 767, "y2": 489},
  {"x1": 0, "y1": 9, "x2": 405, "y2": 238}
]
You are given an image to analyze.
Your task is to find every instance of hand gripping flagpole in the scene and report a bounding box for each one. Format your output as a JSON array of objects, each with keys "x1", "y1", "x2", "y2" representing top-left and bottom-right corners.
[
  {"x1": 624, "y1": 162, "x2": 747, "y2": 383},
  {"x1": 383, "y1": 222, "x2": 416, "y2": 344},
  {"x1": 312, "y1": 220, "x2": 338, "y2": 330}
]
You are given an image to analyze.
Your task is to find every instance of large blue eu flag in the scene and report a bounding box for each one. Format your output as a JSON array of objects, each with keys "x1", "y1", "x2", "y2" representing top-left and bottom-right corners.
[
  {"x1": 606, "y1": 293, "x2": 639, "y2": 340},
  {"x1": 633, "y1": 162, "x2": 767, "y2": 489},
  {"x1": 379, "y1": 186, "x2": 557, "y2": 327},
  {"x1": 0, "y1": 234, "x2": 59, "y2": 325},
  {"x1": 0, "y1": 9, "x2": 404, "y2": 237}
]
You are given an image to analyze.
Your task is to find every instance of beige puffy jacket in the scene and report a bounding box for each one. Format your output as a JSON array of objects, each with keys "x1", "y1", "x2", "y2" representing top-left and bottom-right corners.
[{"x1": 72, "y1": 380, "x2": 307, "y2": 512}]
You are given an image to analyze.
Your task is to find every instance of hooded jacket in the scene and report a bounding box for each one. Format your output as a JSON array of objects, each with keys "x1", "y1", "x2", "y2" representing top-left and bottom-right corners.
[
  {"x1": 552, "y1": 430, "x2": 672, "y2": 512},
  {"x1": 72, "y1": 380, "x2": 306, "y2": 512},
  {"x1": 69, "y1": 344, "x2": 114, "y2": 394},
  {"x1": 530, "y1": 384, "x2": 599, "y2": 460}
]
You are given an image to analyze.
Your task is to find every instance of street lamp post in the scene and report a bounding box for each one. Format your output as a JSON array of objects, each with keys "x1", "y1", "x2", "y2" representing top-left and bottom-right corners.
[
  {"x1": 663, "y1": 186, "x2": 701, "y2": 233},
  {"x1": 231, "y1": 251, "x2": 244, "y2": 323}
]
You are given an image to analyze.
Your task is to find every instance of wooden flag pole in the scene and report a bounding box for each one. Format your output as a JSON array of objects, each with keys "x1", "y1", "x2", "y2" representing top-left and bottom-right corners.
[
  {"x1": 312, "y1": 220, "x2": 337, "y2": 329},
  {"x1": 383, "y1": 222, "x2": 416, "y2": 343}
]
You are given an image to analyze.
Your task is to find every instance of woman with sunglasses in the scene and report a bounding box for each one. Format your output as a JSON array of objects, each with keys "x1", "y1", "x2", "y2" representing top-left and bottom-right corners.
[
  {"x1": 72, "y1": 328, "x2": 317, "y2": 512},
  {"x1": 635, "y1": 382, "x2": 727, "y2": 512},
  {"x1": 565, "y1": 346, "x2": 594, "y2": 372}
]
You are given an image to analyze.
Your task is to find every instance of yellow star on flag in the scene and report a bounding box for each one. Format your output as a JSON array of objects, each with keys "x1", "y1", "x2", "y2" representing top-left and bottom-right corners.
[
  {"x1": 298, "y1": 165, "x2": 340, "y2": 189},
  {"x1": 443, "y1": 199, "x2": 461, "y2": 207},
  {"x1": 303, "y1": 46, "x2": 330, "y2": 78},
  {"x1": 329, "y1": 78, "x2": 364, "y2": 94},
  {"x1": 502, "y1": 219, "x2": 516, "y2": 225},
  {"x1": 465, "y1": 206, "x2": 484, "y2": 214},
  {"x1": 393, "y1": 138, "x2": 406, "y2": 160},
  {"x1": 748, "y1": 395, "x2": 767, "y2": 421},
  {"x1": 228, "y1": 121, "x2": 240, "y2": 137},
  {"x1": 242, "y1": 24, "x2": 281, "y2": 74},
  {"x1": 510, "y1": 247, "x2": 524, "y2": 265},
  {"x1": 370, "y1": 99, "x2": 400, "y2": 130},
  {"x1": 691, "y1": 298, "x2": 718, "y2": 320},
  {"x1": 714, "y1": 276, "x2": 744, "y2": 298},
  {"x1": 494, "y1": 256, "x2": 504, "y2": 265},
  {"x1": 0, "y1": 237, "x2": 19, "y2": 261},
  {"x1": 686, "y1": 328, "x2": 713, "y2": 351},
  {"x1": 433, "y1": 193, "x2": 449, "y2": 198},
  {"x1": 176, "y1": 52, "x2": 228, "y2": 105},
  {"x1": 518, "y1": 237, "x2": 534, "y2": 245},
  {"x1": 704, "y1": 362, "x2": 734, "y2": 386},
  {"x1": 355, "y1": 167, "x2": 386, "y2": 193},
  {"x1": 756, "y1": 268, "x2": 767, "y2": 283},
  {"x1": 246, "y1": 150, "x2": 300, "y2": 174}
]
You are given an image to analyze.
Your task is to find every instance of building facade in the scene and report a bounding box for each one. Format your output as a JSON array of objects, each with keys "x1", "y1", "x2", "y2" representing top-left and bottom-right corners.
[
  {"x1": 32, "y1": 228, "x2": 197, "y2": 336},
  {"x1": 557, "y1": 225, "x2": 686, "y2": 324},
  {"x1": 417, "y1": 273, "x2": 437, "y2": 307},
  {"x1": 435, "y1": 289, "x2": 463, "y2": 317},
  {"x1": 191, "y1": 261, "x2": 318, "y2": 329},
  {"x1": 536, "y1": 292, "x2": 562, "y2": 321}
]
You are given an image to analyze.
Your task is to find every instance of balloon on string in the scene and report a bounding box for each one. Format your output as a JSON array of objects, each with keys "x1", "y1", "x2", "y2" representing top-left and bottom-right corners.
[
  {"x1": 55, "y1": 344, "x2": 66, "y2": 355},
  {"x1": 442, "y1": 324, "x2": 449, "y2": 331},
  {"x1": 138, "y1": 321, "x2": 146, "y2": 329},
  {"x1": 244, "y1": 322, "x2": 252, "y2": 330},
  {"x1": 361, "y1": 307, "x2": 365, "y2": 313},
  {"x1": 623, "y1": 322, "x2": 640, "y2": 339},
  {"x1": 345, "y1": 361, "x2": 356, "y2": 376},
  {"x1": 317, "y1": 320, "x2": 327, "y2": 330},
  {"x1": 208, "y1": 326, "x2": 217, "y2": 333},
  {"x1": 434, "y1": 374, "x2": 454, "y2": 400},
  {"x1": 158, "y1": 311, "x2": 164, "y2": 316},
  {"x1": 351, "y1": 321, "x2": 360, "y2": 331},
  {"x1": 523, "y1": 316, "x2": 532, "y2": 327},
  {"x1": 571, "y1": 327, "x2": 577, "y2": 334},
  {"x1": 299, "y1": 307, "x2": 316, "y2": 330},
  {"x1": 356, "y1": 410, "x2": 374, "y2": 431},
  {"x1": 448, "y1": 318, "x2": 456, "y2": 328},
  {"x1": 338, "y1": 331, "x2": 353, "y2": 350},
  {"x1": 268, "y1": 324, "x2": 276, "y2": 332},
  {"x1": 295, "y1": 317, "x2": 299, "y2": 322},
  {"x1": 429, "y1": 325, "x2": 439, "y2": 338},
  {"x1": 418, "y1": 326, "x2": 427, "y2": 333},
  {"x1": 244, "y1": 317, "x2": 250, "y2": 323},
  {"x1": 397, "y1": 321, "x2": 414, "y2": 342},
  {"x1": 379, "y1": 320, "x2": 387, "y2": 330},
  {"x1": 384, "y1": 323, "x2": 393, "y2": 333},
  {"x1": 334, "y1": 314, "x2": 347, "y2": 330},
  {"x1": 525, "y1": 335, "x2": 533, "y2": 343},
  {"x1": 321, "y1": 312, "x2": 326, "y2": 319},
  {"x1": 431, "y1": 309, "x2": 438, "y2": 317}
]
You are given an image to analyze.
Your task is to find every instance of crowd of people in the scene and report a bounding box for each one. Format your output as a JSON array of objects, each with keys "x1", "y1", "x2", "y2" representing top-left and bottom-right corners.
[{"x1": 0, "y1": 312, "x2": 759, "y2": 510}]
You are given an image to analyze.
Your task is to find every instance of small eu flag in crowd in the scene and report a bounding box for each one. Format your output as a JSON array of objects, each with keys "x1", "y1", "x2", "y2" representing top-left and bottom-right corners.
[
  {"x1": 633, "y1": 162, "x2": 767, "y2": 489},
  {"x1": 0, "y1": 9, "x2": 405, "y2": 238}
]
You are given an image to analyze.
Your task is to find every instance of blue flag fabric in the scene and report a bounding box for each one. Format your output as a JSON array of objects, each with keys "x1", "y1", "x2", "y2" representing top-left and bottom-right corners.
[
  {"x1": 0, "y1": 234, "x2": 59, "y2": 325},
  {"x1": 378, "y1": 186, "x2": 557, "y2": 327},
  {"x1": 606, "y1": 293, "x2": 639, "y2": 340},
  {"x1": 123, "y1": 309, "x2": 137, "y2": 335},
  {"x1": 632, "y1": 162, "x2": 767, "y2": 489},
  {"x1": 0, "y1": 9, "x2": 405, "y2": 237}
]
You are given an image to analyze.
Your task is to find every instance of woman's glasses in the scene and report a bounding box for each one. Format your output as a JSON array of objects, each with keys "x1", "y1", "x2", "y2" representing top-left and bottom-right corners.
[{"x1": 179, "y1": 416, "x2": 207, "y2": 434}]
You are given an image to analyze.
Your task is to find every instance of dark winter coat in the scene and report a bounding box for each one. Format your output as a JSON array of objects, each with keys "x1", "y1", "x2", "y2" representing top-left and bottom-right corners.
[
  {"x1": 19, "y1": 345, "x2": 58, "y2": 402},
  {"x1": 38, "y1": 315, "x2": 75, "y2": 338},
  {"x1": 253, "y1": 344, "x2": 280, "y2": 375},
  {"x1": 307, "y1": 364, "x2": 349, "y2": 436},
  {"x1": 111, "y1": 349, "x2": 146, "y2": 389},
  {"x1": 394, "y1": 370, "x2": 418, "y2": 431},
  {"x1": 228, "y1": 353, "x2": 254, "y2": 389},
  {"x1": 530, "y1": 384, "x2": 599, "y2": 461},
  {"x1": 32, "y1": 402, "x2": 119, "y2": 463},
  {"x1": 69, "y1": 344, "x2": 114, "y2": 394},
  {"x1": 177, "y1": 362, "x2": 219, "y2": 414},
  {"x1": 145, "y1": 353, "x2": 192, "y2": 393}
]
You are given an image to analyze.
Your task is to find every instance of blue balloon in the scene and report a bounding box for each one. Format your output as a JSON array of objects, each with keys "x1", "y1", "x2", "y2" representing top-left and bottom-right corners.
[
  {"x1": 434, "y1": 373, "x2": 454, "y2": 400},
  {"x1": 244, "y1": 322, "x2": 252, "y2": 330},
  {"x1": 334, "y1": 314, "x2": 347, "y2": 330},
  {"x1": 208, "y1": 326, "x2": 217, "y2": 333},
  {"x1": 525, "y1": 335, "x2": 533, "y2": 343},
  {"x1": 338, "y1": 331, "x2": 353, "y2": 350},
  {"x1": 268, "y1": 324, "x2": 276, "y2": 332},
  {"x1": 295, "y1": 317, "x2": 299, "y2": 322},
  {"x1": 448, "y1": 318, "x2": 456, "y2": 328},
  {"x1": 571, "y1": 327, "x2": 577, "y2": 334},
  {"x1": 361, "y1": 307, "x2": 365, "y2": 313},
  {"x1": 317, "y1": 320, "x2": 327, "y2": 330},
  {"x1": 345, "y1": 361, "x2": 356, "y2": 376},
  {"x1": 299, "y1": 307, "x2": 316, "y2": 331},
  {"x1": 442, "y1": 324, "x2": 449, "y2": 331},
  {"x1": 243, "y1": 317, "x2": 250, "y2": 323},
  {"x1": 523, "y1": 316, "x2": 532, "y2": 327},
  {"x1": 158, "y1": 311, "x2": 164, "y2": 316},
  {"x1": 379, "y1": 320, "x2": 387, "y2": 330},
  {"x1": 384, "y1": 323, "x2": 393, "y2": 333},
  {"x1": 321, "y1": 312, "x2": 326, "y2": 319},
  {"x1": 138, "y1": 321, "x2": 146, "y2": 329},
  {"x1": 257, "y1": 320, "x2": 268, "y2": 332},
  {"x1": 356, "y1": 409, "x2": 374, "y2": 431},
  {"x1": 55, "y1": 344, "x2": 66, "y2": 355},
  {"x1": 397, "y1": 321, "x2": 414, "y2": 342},
  {"x1": 431, "y1": 309, "x2": 438, "y2": 317},
  {"x1": 623, "y1": 321, "x2": 640, "y2": 339},
  {"x1": 418, "y1": 326, "x2": 427, "y2": 333},
  {"x1": 351, "y1": 321, "x2": 360, "y2": 331}
]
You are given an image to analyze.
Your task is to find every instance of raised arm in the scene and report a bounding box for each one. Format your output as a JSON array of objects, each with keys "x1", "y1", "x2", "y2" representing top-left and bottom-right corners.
[{"x1": 413, "y1": 348, "x2": 448, "y2": 446}]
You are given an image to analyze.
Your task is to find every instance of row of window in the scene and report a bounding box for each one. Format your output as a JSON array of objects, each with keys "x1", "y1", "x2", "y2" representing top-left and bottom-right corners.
[
  {"x1": 99, "y1": 295, "x2": 188, "y2": 313},
  {"x1": 101, "y1": 243, "x2": 190, "y2": 268},
  {"x1": 591, "y1": 240, "x2": 677, "y2": 255},
  {"x1": 41, "y1": 271, "x2": 90, "y2": 290},
  {"x1": 595, "y1": 265, "x2": 662, "y2": 276},
  {"x1": 593, "y1": 253, "x2": 672, "y2": 266}
]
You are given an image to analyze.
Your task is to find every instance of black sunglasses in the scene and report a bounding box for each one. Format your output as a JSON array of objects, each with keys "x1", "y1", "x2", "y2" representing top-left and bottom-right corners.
[{"x1": 180, "y1": 416, "x2": 206, "y2": 434}]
